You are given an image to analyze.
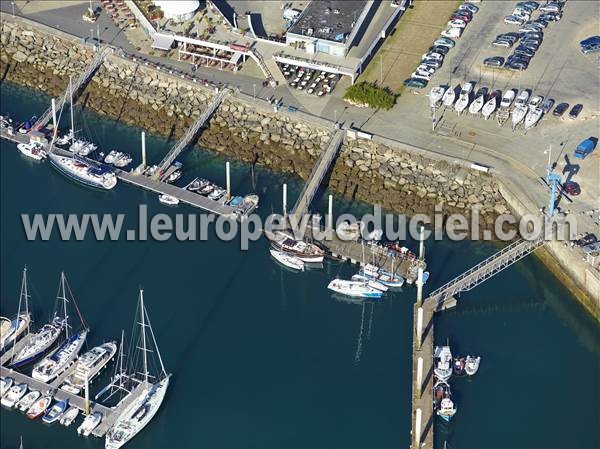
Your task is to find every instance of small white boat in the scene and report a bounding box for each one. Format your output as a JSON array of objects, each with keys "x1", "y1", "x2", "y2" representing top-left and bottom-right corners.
[
  {"x1": 481, "y1": 92, "x2": 499, "y2": 120},
  {"x1": 17, "y1": 142, "x2": 47, "y2": 161},
  {"x1": 104, "y1": 150, "x2": 118, "y2": 164},
  {"x1": 511, "y1": 105, "x2": 528, "y2": 128},
  {"x1": 16, "y1": 390, "x2": 41, "y2": 412},
  {"x1": 42, "y1": 398, "x2": 69, "y2": 423},
  {"x1": 78, "y1": 411, "x2": 102, "y2": 436},
  {"x1": 113, "y1": 153, "x2": 133, "y2": 168},
  {"x1": 465, "y1": 355, "x2": 480, "y2": 375},
  {"x1": 469, "y1": 94, "x2": 485, "y2": 114},
  {"x1": 351, "y1": 274, "x2": 388, "y2": 292},
  {"x1": 442, "y1": 87, "x2": 456, "y2": 107},
  {"x1": 434, "y1": 345, "x2": 453, "y2": 381},
  {"x1": 158, "y1": 194, "x2": 179, "y2": 206},
  {"x1": 513, "y1": 90, "x2": 530, "y2": 109},
  {"x1": 500, "y1": 89, "x2": 516, "y2": 108},
  {"x1": 1, "y1": 383, "x2": 27, "y2": 408},
  {"x1": 336, "y1": 221, "x2": 362, "y2": 241},
  {"x1": 524, "y1": 106, "x2": 543, "y2": 130},
  {"x1": 454, "y1": 82, "x2": 473, "y2": 114},
  {"x1": 429, "y1": 87, "x2": 446, "y2": 108},
  {"x1": 528, "y1": 95, "x2": 544, "y2": 111},
  {"x1": 270, "y1": 249, "x2": 305, "y2": 271},
  {"x1": 26, "y1": 394, "x2": 52, "y2": 419},
  {"x1": 60, "y1": 406, "x2": 80, "y2": 426},
  {"x1": 434, "y1": 381, "x2": 457, "y2": 422},
  {"x1": 327, "y1": 279, "x2": 384, "y2": 299},
  {"x1": 0, "y1": 377, "x2": 13, "y2": 397},
  {"x1": 208, "y1": 187, "x2": 227, "y2": 201},
  {"x1": 55, "y1": 129, "x2": 74, "y2": 146},
  {"x1": 166, "y1": 170, "x2": 182, "y2": 183}
]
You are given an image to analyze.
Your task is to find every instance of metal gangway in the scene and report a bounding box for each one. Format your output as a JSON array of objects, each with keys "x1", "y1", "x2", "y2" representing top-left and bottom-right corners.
[
  {"x1": 33, "y1": 47, "x2": 112, "y2": 131},
  {"x1": 426, "y1": 235, "x2": 547, "y2": 309},
  {"x1": 290, "y1": 129, "x2": 344, "y2": 222},
  {"x1": 155, "y1": 90, "x2": 227, "y2": 177}
]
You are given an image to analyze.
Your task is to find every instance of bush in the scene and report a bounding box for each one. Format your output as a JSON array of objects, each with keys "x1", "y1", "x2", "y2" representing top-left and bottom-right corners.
[{"x1": 343, "y1": 82, "x2": 396, "y2": 110}]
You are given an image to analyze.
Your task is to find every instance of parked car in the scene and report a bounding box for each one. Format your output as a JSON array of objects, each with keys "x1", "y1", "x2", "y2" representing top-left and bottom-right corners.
[
  {"x1": 422, "y1": 52, "x2": 444, "y2": 61},
  {"x1": 563, "y1": 181, "x2": 581, "y2": 196},
  {"x1": 441, "y1": 27, "x2": 463, "y2": 38},
  {"x1": 580, "y1": 36, "x2": 600, "y2": 47},
  {"x1": 452, "y1": 9, "x2": 473, "y2": 19},
  {"x1": 493, "y1": 39, "x2": 515, "y2": 48},
  {"x1": 552, "y1": 102, "x2": 569, "y2": 117},
  {"x1": 581, "y1": 42, "x2": 600, "y2": 54},
  {"x1": 434, "y1": 37, "x2": 455, "y2": 48},
  {"x1": 522, "y1": 31, "x2": 543, "y2": 40},
  {"x1": 422, "y1": 58, "x2": 443, "y2": 68},
  {"x1": 539, "y1": 2, "x2": 561, "y2": 13},
  {"x1": 520, "y1": 24, "x2": 543, "y2": 33},
  {"x1": 429, "y1": 45, "x2": 450, "y2": 55},
  {"x1": 517, "y1": 1, "x2": 539, "y2": 10},
  {"x1": 532, "y1": 19, "x2": 549, "y2": 28},
  {"x1": 459, "y1": 3, "x2": 479, "y2": 14},
  {"x1": 539, "y1": 12, "x2": 562, "y2": 22},
  {"x1": 573, "y1": 138, "x2": 597, "y2": 159},
  {"x1": 569, "y1": 104, "x2": 583, "y2": 119},
  {"x1": 448, "y1": 19, "x2": 467, "y2": 28},
  {"x1": 411, "y1": 71, "x2": 431, "y2": 81},
  {"x1": 416, "y1": 65, "x2": 436, "y2": 74},
  {"x1": 520, "y1": 41, "x2": 540, "y2": 51},
  {"x1": 514, "y1": 47, "x2": 535, "y2": 57},
  {"x1": 404, "y1": 78, "x2": 428, "y2": 88},
  {"x1": 506, "y1": 60, "x2": 529, "y2": 70},
  {"x1": 505, "y1": 15, "x2": 526, "y2": 25},
  {"x1": 451, "y1": 14, "x2": 472, "y2": 23},
  {"x1": 541, "y1": 98, "x2": 555, "y2": 113},
  {"x1": 483, "y1": 56, "x2": 505, "y2": 67}
]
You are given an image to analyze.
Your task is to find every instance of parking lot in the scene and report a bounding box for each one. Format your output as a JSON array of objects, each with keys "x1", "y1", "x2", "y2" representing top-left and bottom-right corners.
[{"x1": 277, "y1": 62, "x2": 341, "y2": 98}]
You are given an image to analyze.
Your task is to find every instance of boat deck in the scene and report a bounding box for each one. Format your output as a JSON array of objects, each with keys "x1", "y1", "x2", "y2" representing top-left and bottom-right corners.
[{"x1": 0, "y1": 334, "x2": 32, "y2": 366}]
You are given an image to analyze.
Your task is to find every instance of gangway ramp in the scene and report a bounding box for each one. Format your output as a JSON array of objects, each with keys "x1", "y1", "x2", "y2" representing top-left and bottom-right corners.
[
  {"x1": 291, "y1": 129, "x2": 344, "y2": 222},
  {"x1": 34, "y1": 47, "x2": 112, "y2": 131},
  {"x1": 155, "y1": 90, "x2": 227, "y2": 177}
]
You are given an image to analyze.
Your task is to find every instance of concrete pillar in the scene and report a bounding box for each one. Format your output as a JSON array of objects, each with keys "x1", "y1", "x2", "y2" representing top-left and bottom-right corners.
[
  {"x1": 141, "y1": 131, "x2": 147, "y2": 168},
  {"x1": 283, "y1": 183, "x2": 287, "y2": 217},
  {"x1": 417, "y1": 356, "x2": 423, "y2": 398},
  {"x1": 226, "y1": 161, "x2": 231, "y2": 200},
  {"x1": 84, "y1": 373, "x2": 90, "y2": 415},
  {"x1": 51, "y1": 98, "x2": 57, "y2": 140},
  {"x1": 419, "y1": 225, "x2": 425, "y2": 261},
  {"x1": 327, "y1": 194, "x2": 333, "y2": 230},
  {"x1": 416, "y1": 268, "x2": 424, "y2": 307},
  {"x1": 416, "y1": 306, "x2": 423, "y2": 349},
  {"x1": 415, "y1": 408, "x2": 422, "y2": 447}
]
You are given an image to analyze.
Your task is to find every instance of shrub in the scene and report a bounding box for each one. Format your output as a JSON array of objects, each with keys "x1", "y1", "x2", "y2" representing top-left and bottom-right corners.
[{"x1": 343, "y1": 82, "x2": 396, "y2": 110}]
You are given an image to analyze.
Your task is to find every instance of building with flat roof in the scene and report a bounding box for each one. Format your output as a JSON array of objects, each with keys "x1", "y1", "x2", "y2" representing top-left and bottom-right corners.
[{"x1": 286, "y1": 0, "x2": 373, "y2": 57}]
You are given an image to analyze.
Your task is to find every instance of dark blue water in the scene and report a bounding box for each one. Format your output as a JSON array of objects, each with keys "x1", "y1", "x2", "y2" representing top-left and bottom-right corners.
[{"x1": 1, "y1": 83, "x2": 598, "y2": 449}]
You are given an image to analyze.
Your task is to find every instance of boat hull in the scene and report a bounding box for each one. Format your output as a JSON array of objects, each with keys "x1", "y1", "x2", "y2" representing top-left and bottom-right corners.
[{"x1": 49, "y1": 155, "x2": 116, "y2": 190}]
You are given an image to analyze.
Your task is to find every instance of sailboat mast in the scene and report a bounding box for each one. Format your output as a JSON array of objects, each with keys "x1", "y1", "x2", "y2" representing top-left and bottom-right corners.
[
  {"x1": 61, "y1": 272, "x2": 69, "y2": 339},
  {"x1": 69, "y1": 76, "x2": 74, "y2": 137},
  {"x1": 139, "y1": 289, "x2": 149, "y2": 385},
  {"x1": 145, "y1": 304, "x2": 167, "y2": 378},
  {"x1": 119, "y1": 329, "x2": 125, "y2": 376}
]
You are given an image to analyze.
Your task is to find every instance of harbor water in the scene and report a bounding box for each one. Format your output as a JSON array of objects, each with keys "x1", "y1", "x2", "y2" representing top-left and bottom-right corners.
[{"x1": 1, "y1": 83, "x2": 598, "y2": 449}]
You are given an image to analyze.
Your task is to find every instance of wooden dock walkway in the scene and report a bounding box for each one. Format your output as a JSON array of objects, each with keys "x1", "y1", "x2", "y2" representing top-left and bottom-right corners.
[{"x1": 0, "y1": 335, "x2": 32, "y2": 366}]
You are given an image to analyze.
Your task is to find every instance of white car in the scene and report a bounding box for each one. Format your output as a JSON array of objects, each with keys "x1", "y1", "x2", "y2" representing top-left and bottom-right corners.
[
  {"x1": 459, "y1": 3, "x2": 479, "y2": 14},
  {"x1": 416, "y1": 65, "x2": 436, "y2": 74},
  {"x1": 448, "y1": 19, "x2": 467, "y2": 28},
  {"x1": 441, "y1": 27, "x2": 463, "y2": 38},
  {"x1": 422, "y1": 51, "x2": 444, "y2": 61},
  {"x1": 411, "y1": 71, "x2": 432, "y2": 81},
  {"x1": 539, "y1": 3, "x2": 561, "y2": 13},
  {"x1": 504, "y1": 15, "x2": 526, "y2": 25}
]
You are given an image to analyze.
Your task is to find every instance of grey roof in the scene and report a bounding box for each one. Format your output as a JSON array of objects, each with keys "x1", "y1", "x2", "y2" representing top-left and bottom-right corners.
[{"x1": 287, "y1": 0, "x2": 367, "y2": 44}]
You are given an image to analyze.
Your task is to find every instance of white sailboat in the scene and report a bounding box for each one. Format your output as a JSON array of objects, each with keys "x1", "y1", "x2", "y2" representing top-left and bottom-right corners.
[
  {"x1": 481, "y1": 91, "x2": 500, "y2": 120},
  {"x1": 442, "y1": 86, "x2": 456, "y2": 107},
  {"x1": 1, "y1": 268, "x2": 32, "y2": 353},
  {"x1": 270, "y1": 249, "x2": 305, "y2": 271},
  {"x1": 105, "y1": 289, "x2": 170, "y2": 449},
  {"x1": 454, "y1": 82, "x2": 473, "y2": 114},
  {"x1": 511, "y1": 105, "x2": 528, "y2": 129},
  {"x1": 468, "y1": 94, "x2": 485, "y2": 115},
  {"x1": 158, "y1": 194, "x2": 179, "y2": 206},
  {"x1": 327, "y1": 279, "x2": 384, "y2": 299},
  {"x1": 429, "y1": 86, "x2": 446, "y2": 108}
]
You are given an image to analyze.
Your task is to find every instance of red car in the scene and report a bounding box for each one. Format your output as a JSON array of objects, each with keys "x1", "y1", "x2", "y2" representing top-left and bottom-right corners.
[
  {"x1": 451, "y1": 14, "x2": 472, "y2": 22},
  {"x1": 563, "y1": 181, "x2": 581, "y2": 196}
]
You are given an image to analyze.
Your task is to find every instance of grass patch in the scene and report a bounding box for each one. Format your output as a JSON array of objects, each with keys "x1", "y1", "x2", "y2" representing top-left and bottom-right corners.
[{"x1": 343, "y1": 82, "x2": 397, "y2": 110}]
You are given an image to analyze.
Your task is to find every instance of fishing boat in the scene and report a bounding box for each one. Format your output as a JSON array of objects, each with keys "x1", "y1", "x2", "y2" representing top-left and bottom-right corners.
[
  {"x1": 468, "y1": 93, "x2": 485, "y2": 115},
  {"x1": 327, "y1": 279, "x2": 384, "y2": 299},
  {"x1": 60, "y1": 406, "x2": 80, "y2": 426},
  {"x1": 434, "y1": 345, "x2": 453, "y2": 381},
  {"x1": 481, "y1": 90, "x2": 500, "y2": 120},
  {"x1": 465, "y1": 355, "x2": 481, "y2": 375},
  {"x1": 16, "y1": 390, "x2": 41, "y2": 412},
  {"x1": 17, "y1": 142, "x2": 47, "y2": 161},
  {"x1": 42, "y1": 398, "x2": 69, "y2": 424},
  {"x1": 351, "y1": 274, "x2": 388, "y2": 292},
  {"x1": 0, "y1": 377, "x2": 13, "y2": 397},
  {"x1": 442, "y1": 86, "x2": 457, "y2": 107},
  {"x1": 270, "y1": 249, "x2": 305, "y2": 271},
  {"x1": 78, "y1": 411, "x2": 102, "y2": 436},
  {"x1": 434, "y1": 381, "x2": 457, "y2": 422},
  {"x1": 0, "y1": 313, "x2": 30, "y2": 352},
  {"x1": 158, "y1": 194, "x2": 179, "y2": 206},
  {"x1": 454, "y1": 82, "x2": 473, "y2": 114},
  {"x1": 359, "y1": 263, "x2": 405, "y2": 288},
  {"x1": 61, "y1": 341, "x2": 117, "y2": 394},
  {"x1": 49, "y1": 154, "x2": 117, "y2": 190},
  {"x1": 452, "y1": 357, "x2": 466, "y2": 376},
  {"x1": 105, "y1": 289, "x2": 171, "y2": 449},
  {"x1": 429, "y1": 86, "x2": 446, "y2": 108},
  {"x1": 26, "y1": 394, "x2": 52, "y2": 419},
  {"x1": 32, "y1": 329, "x2": 88, "y2": 383},
  {"x1": 266, "y1": 231, "x2": 325, "y2": 263},
  {"x1": 1, "y1": 383, "x2": 28, "y2": 408}
]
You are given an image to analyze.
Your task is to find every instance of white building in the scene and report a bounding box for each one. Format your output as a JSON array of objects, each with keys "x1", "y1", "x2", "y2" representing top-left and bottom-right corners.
[{"x1": 154, "y1": 0, "x2": 199, "y2": 22}]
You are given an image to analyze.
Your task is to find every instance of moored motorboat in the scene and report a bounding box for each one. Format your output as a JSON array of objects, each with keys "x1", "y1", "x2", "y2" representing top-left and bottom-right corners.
[
  {"x1": 16, "y1": 390, "x2": 41, "y2": 412},
  {"x1": 270, "y1": 249, "x2": 305, "y2": 271},
  {"x1": 1, "y1": 383, "x2": 28, "y2": 408},
  {"x1": 17, "y1": 142, "x2": 47, "y2": 161},
  {"x1": 113, "y1": 152, "x2": 133, "y2": 168},
  {"x1": 55, "y1": 129, "x2": 74, "y2": 146},
  {"x1": 0, "y1": 377, "x2": 13, "y2": 397},
  {"x1": 158, "y1": 194, "x2": 179, "y2": 206},
  {"x1": 26, "y1": 394, "x2": 52, "y2": 419},
  {"x1": 465, "y1": 355, "x2": 481, "y2": 375},
  {"x1": 208, "y1": 187, "x2": 227, "y2": 201},
  {"x1": 59, "y1": 406, "x2": 80, "y2": 426},
  {"x1": 327, "y1": 279, "x2": 384, "y2": 299},
  {"x1": 32, "y1": 328, "x2": 88, "y2": 383},
  {"x1": 42, "y1": 398, "x2": 69, "y2": 424},
  {"x1": 78, "y1": 411, "x2": 102, "y2": 436},
  {"x1": 104, "y1": 150, "x2": 118, "y2": 164},
  {"x1": 359, "y1": 263, "x2": 405, "y2": 288},
  {"x1": 434, "y1": 345, "x2": 453, "y2": 381},
  {"x1": 336, "y1": 221, "x2": 362, "y2": 241},
  {"x1": 61, "y1": 342, "x2": 117, "y2": 394},
  {"x1": 266, "y1": 231, "x2": 325, "y2": 263},
  {"x1": 166, "y1": 169, "x2": 182, "y2": 183},
  {"x1": 434, "y1": 381, "x2": 457, "y2": 422},
  {"x1": 351, "y1": 274, "x2": 388, "y2": 292}
]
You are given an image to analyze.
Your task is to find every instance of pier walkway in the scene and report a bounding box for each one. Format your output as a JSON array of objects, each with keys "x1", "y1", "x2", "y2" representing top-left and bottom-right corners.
[
  {"x1": 33, "y1": 47, "x2": 112, "y2": 131},
  {"x1": 410, "y1": 234, "x2": 546, "y2": 448},
  {"x1": 290, "y1": 129, "x2": 344, "y2": 222},
  {"x1": 155, "y1": 90, "x2": 227, "y2": 178}
]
